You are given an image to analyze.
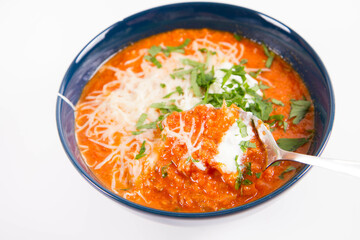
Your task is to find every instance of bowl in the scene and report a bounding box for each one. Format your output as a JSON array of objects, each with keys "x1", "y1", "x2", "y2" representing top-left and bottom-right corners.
[{"x1": 56, "y1": 2, "x2": 335, "y2": 217}]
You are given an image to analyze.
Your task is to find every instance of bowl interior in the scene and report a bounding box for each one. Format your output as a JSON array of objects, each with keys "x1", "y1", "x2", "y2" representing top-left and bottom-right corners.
[{"x1": 56, "y1": 2, "x2": 334, "y2": 217}]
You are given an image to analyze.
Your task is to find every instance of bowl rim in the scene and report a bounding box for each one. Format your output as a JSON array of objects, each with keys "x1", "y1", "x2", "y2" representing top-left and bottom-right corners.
[{"x1": 56, "y1": 1, "x2": 335, "y2": 218}]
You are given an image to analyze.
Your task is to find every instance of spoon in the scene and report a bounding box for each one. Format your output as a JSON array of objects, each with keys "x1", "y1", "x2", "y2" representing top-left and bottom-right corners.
[{"x1": 237, "y1": 110, "x2": 360, "y2": 177}]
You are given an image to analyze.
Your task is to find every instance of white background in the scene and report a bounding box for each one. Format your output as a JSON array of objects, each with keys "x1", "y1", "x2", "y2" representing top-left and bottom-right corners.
[{"x1": 1, "y1": 0, "x2": 359, "y2": 239}]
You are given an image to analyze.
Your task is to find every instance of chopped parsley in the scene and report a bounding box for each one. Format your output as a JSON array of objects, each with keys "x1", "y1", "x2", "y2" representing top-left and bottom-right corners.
[
  {"x1": 144, "y1": 55, "x2": 162, "y2": 68},
  {"x1": 279, "y1": 166, "x2": 296, "y2": 179},
  {"x1": 131, "y1": 130, "x2": 145, "y2": 135},
  {"x1": 271, "y1": 98, "x2": 284, "y2": 106},
  {"x1": 255, "y1": 172, "x2": 262, "y2": 179},
  {"x1": 249, "y1": 69, "x2": 262, "y2": 78},
  {"x1": 162, "y1": 39, "x2": 191, "y2": 56},
  {"x1": 198, "y1": 48, "x2": 216, "y2": 55},
  {"x1": 135, "y1": 113, "x2": 148, "y2": 129},
  {"x1": 240, "y1": 59, "x2": 248, "y2": 65},
  {"x1": 160, "y1": 83, "x2": 166, "y2": 88},
  {"x1": 259, "y1": 81, "x2": 270, "y2": 90},
  {"x1": 150, "y1": 102, "x2": 182, "y2": 113},
  {"x1": 244, "y1": 162, "x2": 252, "y2": 176},
  {"x1": 161, "y1": 162, "x2": 172, "y2": 178},
  {"x1": 234, "y1": 33, "x2": 243, "y2": 41},
  {"x1": 262, "y1": 43, "x2": 275, "y2": 68},
  {"x1": 234, "y1": 155, "x2": 243, "y2": 190},
  {"x1": 239, "y1": 140, "x2": 256, "y2": 152},
  {"x1": 289, "y1": 99, "x2": 311, "y2": 124},
  {"x1": 190, "y1": 69, "x2": 202, "y2": 97},
  {"x1": 271, "y1": 161, "x2": 281, "y2": 167},
  {"x1": 277, "y1": 138, "x2": 309, "y2": 151},
  {"x1": 144, "y1": 39, "x2": 191, "y2": 67},
  {"x1": 236, "y1": 119, "x2": 248, "y2": 138},
  {"x1": 135, "y1": 141, "x2": 146, "y2": 159},
  {"x1": 148, "y1": 45, "x2": 162, "y2": 56},
  {"x1": 186, "y1": 155, "x2": 199, "y2": 163},
  {"x1": 163, "y1": 86, "x2": 184, "y2": 99},
  {"x1": 242, "y1": 179, "x2": 253, "y2": 185}
]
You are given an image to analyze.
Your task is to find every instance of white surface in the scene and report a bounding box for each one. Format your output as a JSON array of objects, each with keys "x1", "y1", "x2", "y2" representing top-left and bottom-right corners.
[{"x1": 0, "y1": 0, "x2": 359, "y2": 239}]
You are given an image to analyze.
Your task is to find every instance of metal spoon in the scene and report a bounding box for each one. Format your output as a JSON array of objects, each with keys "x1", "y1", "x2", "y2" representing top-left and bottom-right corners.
[{"x1": 237, "y1": 110, "x2": 360, "y2": 177}]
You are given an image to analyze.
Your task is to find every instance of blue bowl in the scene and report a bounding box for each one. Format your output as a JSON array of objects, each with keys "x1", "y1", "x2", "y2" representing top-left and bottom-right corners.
[{"x1": 56, "y1": 2, "x2": 335, "y2": 217}]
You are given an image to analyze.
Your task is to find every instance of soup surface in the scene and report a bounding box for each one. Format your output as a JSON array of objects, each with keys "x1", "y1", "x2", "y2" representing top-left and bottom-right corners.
[{"x1": 75, "y1": 29, "x2": 314, "y2": 212}]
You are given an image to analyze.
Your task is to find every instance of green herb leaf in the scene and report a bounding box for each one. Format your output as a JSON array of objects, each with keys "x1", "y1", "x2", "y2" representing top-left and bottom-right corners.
[
  {"x1": 148, "y1": 45, "x2": 162, "y2": 56},
  {"x1": 245, "y1": 162, "x2": 252, "y2": 176},
  {"x1": 271, "y1": 98, "x2": 285, "y2": 106},
  {"x1": 277, "y1": 138, "x2": 309, "y2": 151},
  {"x1": 239, "y1": 141, "x2": 256, "y2": 152},
  {"x1": 271, "y1": 161, "x2": 280, "y2": 167},
  {"x1": 240, "y1": 59, "x2": 248, "y2": 65},
  {"x1": 255, "y1": 172, "x2": 261, "y2": 179},
  {"x1": 262, "y1": 43, "x2": 275, "y2": 68},
  {"x1": 234, "y1": 33, "x2": 243, "y2": 41},
  {"x1": 150, "y1": 102, "x2": 182, "y2": 113},
  {"x1": 279, "y1": 166, "x2": 296, "y2": 179},
  {"x1": 135, "y1": 141, "x2": 146, "y2": 159},
  {"x1": 249, "y1": 98, "x2": 273, "y2": 121},
  {"x1": 236, "y1": 119, "x2": 248, "y2": 138},
  {"x1": 190, "y1": 69, "x2": 202, "y2": 97},
  {"x1": 181, "y1": 58, "x2": 205, "y2": 68},
  {"x1": 242, "y1": 179, "x2": 253, "y2": 185},
  {"x1": 234, "y1": 155, "x2": 243, "y2": 190},
  {"x1": 163, "y1": 86, "x2": 184, "y2": 99},
  {"x1": 289, "y1": 99, "x2": 311, "y2": 124},
  {"x1": 131, "y1": 130, "x2": 145, "y2": 135},
  {"x1": 136, "y1": 113, "x2": 148, "y2": 129},
  {"x1": 160, "y1": 83, "x2": 166, "y2": 88},
  {"x1": 259, "y1": 81, "x2": 270, "y2": 90},
  {"x1": 144, "y1": 55, "x2": 162, "y2": 68},
  {"x1": 249, "y1": 69, "x2": 262, "y2": 78},
  {"x1": 161, "y1": 162, "x2": 172, "y2": 178}
]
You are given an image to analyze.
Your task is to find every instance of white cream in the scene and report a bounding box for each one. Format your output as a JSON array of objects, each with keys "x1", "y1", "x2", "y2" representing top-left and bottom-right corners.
[{"x1": 213, "y1": 113, "x2": 255, "y2": 174}]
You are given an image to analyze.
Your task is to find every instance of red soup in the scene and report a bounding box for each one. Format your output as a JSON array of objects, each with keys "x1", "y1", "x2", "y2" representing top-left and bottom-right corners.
[{"x1": 75, "y1": 29, "x2": 314, "y2": 212}]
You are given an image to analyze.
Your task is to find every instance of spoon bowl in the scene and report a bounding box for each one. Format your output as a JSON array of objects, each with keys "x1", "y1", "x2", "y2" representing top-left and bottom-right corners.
[{"x1": 240, "y1": 110, "x2": 360, "y2": 177}]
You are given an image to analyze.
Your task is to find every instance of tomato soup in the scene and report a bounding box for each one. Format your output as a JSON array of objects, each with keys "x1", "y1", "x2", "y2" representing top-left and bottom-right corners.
[{"x1": 75, "y1": 29, "x2": 314, "y2": 212}]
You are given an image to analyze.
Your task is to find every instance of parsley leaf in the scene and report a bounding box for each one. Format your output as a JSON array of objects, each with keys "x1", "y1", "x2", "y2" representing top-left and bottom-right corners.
[
  {"x1": 144, "y1": 55, "x2": 162, "y2": 68},
  {"x1": 162, "y1": 39, "x2": 191, "y2": 56},
  {"x1": 163, "y1": 86, "x2": 184, "y2": 99},
  {"x1": 148, "y1": 46, "x2": 162, "y2": 57},
  {"x1": 136, "y1": 113, "x2": 148, "y2": 129},
  {"x1": 259, "y1": 81, "x2": 270, "y2": 90},
  {"x1": 190, "y1": 69, "x2": 202, "y2": 97},
  {"x1": 255, "y1": 172, "x2": 262, "y2": 178},
  {"x1": 279, "y1": 166, "x2": 296, "y2": 179},
  {"x1": 234, "y1": 155, "x2": 243, "y2": 190},
  {"x1": 236, "y1": 119, "x2": 248, "y2": 138},
  {"x1": 161, "y1": 162, "x2": 172, "y2": 178},
  {"x1": 131, "y1": 130, "x2": 145, "y2": 135},
  {"x1": 249, "y1": 69, "x2": 262, "y2": 78},
  {"x1": 150, "y1": 102, "x2": 182, "y2": 113},
  {"x1": 160, "y1": 83, "x2": 166, "y2": 88},
  {"x1": 277, "y1": 138, "x2": 309, "y2": 151},
  {"x1": 289, "y1": 99, "x2": 311, "y2": 124},
  {"x1": 239, "y1": 141, "x2": 256, "y2": 152},
  {"x1": 245, "y1": 162, "x2": 252, "y2": 176},
  {"x1": 135, "y1": 141, "x2": 146, "y2": 159},
  {"x1": 271, "y1": 98, "x2": 285, "y2": 106},
  {"x1": 262, "y1": 43, "x2": 275, "y2": 68},
  {"x1": 234, "y1": 33, "x2": 243, "y2": 41},
  {"x1": 249, "y1": 98, "x2": 273, "y2": 121}
]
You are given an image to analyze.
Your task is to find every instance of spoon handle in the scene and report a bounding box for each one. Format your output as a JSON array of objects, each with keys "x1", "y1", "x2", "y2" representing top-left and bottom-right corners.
[{"x1": 280, "y1": 151, "x2": 360, "y2": 178}]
